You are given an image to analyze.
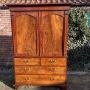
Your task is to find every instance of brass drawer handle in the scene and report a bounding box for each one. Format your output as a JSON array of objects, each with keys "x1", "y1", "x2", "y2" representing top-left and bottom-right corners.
[
  {"x1": 49, "y1": 59, "x2": 56, "y2": 63},
  {"x1": 48, "y1": 68, "x2": 55, "y2": 72},
  {"x1": 48, "y1": 77, "x2": 55, "y2": 81},
  {"x1": 24, "y1": 77, "x2": 30, "y2": 81},
  {"x1": 24, "y1": 59, "x2": 29, "y2": 64},
  {"x1": 24, "y1": 67, "x2": 29, "y2": 71}
]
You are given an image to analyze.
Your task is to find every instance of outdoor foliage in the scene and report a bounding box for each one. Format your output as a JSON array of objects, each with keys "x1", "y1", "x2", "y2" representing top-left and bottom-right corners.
[
  {"x1": 68, "y1": 7, "x2": 88, "y2": 49},
  {"x1": 68, "y1": 7, "x2": 90, "y2": 71}
]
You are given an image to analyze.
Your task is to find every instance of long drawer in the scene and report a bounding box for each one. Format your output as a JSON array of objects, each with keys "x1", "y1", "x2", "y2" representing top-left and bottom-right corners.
[
  {"x1": 15, "y1": 66, "x2": 66, "y2": 75},
  {"x1": 15, "y1": 58, "x2": 66, "y2": 66},
  {"x1": 41, "y1": 58, "x2": 66, "y2": 66},
  {"x1": 14, "y1": 58, "x2": 40, "y2": 65},
  {"x1": 16, "y1": 75, "x2": 66, "y2": 85}
]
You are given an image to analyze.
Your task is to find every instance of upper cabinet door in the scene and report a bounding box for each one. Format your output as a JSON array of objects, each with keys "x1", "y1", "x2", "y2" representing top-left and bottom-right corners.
[
  {"x1": 40, "y1": 11, "x2": 64, "y2": 57},
  {"x1": 12, "y1": 12, "x2": 39, "y2": 56}
]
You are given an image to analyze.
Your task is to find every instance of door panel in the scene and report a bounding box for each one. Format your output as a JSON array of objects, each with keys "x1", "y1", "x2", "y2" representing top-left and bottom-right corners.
[
  {"x1": 13, "y1": 13, "x2": 38, "y2": 56},
  {"x1": 40, "y1": 11, "x2": 64, "y2": 57}
]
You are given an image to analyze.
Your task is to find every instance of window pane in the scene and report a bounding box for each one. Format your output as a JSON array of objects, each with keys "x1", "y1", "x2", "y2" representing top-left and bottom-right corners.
[
  {"x1": 87, "y1": 12, "x2": 90, "y2": 27},
  {"x1": 88, "y1": 19, "x2": 90, "y2": 26},
  {"x1": 87, "y1": 12, "x2": 90, "y2": 18}
]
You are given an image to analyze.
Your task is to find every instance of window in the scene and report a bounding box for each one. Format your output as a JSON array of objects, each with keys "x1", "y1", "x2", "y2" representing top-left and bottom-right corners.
[{"x1": 87, "y1": 12, "x2": 90, "y2": 27}]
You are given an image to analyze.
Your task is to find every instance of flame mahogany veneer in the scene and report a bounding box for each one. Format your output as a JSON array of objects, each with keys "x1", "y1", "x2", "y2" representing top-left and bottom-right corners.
[{"x1": 10, "y1": 5, "x2": 69, "y2": 89}]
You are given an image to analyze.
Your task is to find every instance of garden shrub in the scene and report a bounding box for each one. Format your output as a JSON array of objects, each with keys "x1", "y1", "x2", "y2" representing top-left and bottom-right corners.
[{"x1": 68, "y1": 7, "x2": 90, "y2": 71}]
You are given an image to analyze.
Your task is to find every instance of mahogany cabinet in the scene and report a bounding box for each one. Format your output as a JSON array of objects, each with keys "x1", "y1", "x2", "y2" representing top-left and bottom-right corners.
[{"x1": 10, "y1": 5, "x2": 69, "y2": 89}]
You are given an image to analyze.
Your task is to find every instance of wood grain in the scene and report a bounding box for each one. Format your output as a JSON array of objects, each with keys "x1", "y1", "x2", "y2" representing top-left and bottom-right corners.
[
  {"x1": 16, "y1": 75, "x2": 66, "y2": 85},
  {"x1": 10, "y1": 6, "x2": 70, "y2": 12},
  {"x1": 15, "y1": 14, "x2": 37, "y2": 56},
  {"x1": 14, "y1": 58, "x2": 40, "y2": 65},
  {"x1": 41, "y1": 58, "x2": 66, "y2": 66},
  {"x1": 40, "y1": 11, "x2": 64, "y2": 57},
  {"x1": 11, "y1": 6, "x2": 68, "y2": 87},
  {"x1": 64, "y1": 14, "x2": 68, "y2": 57},
  {"x1": 15, "y1": 66, "x2": 66, "y2": 75}
]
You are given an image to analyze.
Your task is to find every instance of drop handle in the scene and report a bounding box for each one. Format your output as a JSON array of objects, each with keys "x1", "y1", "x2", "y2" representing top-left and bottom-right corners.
[
  {"x1": 24, "y1": 77, "x2": 30, "y2": 81},
  {"x1": 48, "y1": 68, "x2": 55, "y2": 72},
  {"x1": 24, "y1": 59, "x2": 29, "y2": 64},
  {"x1": 23, "y1": 67, "x2": 30, "y2": 71},
  {"x1": 48, "y1": 77, "x2": 55, "y2": 80},
  {"x1": 49, "y1": 59, "x2": 56, "y2": 63}
]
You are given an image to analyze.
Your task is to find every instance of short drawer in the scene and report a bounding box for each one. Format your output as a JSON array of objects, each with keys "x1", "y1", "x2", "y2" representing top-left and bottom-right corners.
[
  {"x1": 15, "y1": 66, "x2": 66, "y2": 75},
  {"x1": 16, "y1": 75, "x2": 66, "y2": 85},
  {"x1": 14, "y1": 58, "x2": 40, "y2": 65},
  {"x1": 41, "y1": 58, "x2": 66, "y2": 66}
]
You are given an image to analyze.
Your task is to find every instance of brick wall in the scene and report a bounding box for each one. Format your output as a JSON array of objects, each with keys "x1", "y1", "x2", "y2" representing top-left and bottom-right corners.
[
  {"x1": 0, "y1": 10, "x2": 12, "y2": 36},
  {"x1": 0, "y1": 9, "x2": 13, "y2": 63},
  {"x1": 0, "y1": 9, "x2": 14, "y2": 87}
]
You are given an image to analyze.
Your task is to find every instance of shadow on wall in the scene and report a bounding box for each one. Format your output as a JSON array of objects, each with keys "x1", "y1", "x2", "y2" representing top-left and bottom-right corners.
[
  {"x1": 68, "y1": 42, "x2": 90, "y2": 71},
  {"x1": 0, "y1": 36, "x2": 15, "y2": 89}
]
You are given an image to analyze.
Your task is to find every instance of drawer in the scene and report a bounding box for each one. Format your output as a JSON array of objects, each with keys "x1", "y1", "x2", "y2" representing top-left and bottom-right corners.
[
  {"x1": 15, "y1": 66, "x2": 66, "y2": 74},
  {"x1": 16, "y1": 75, "x2": 66, "y2": 85},
  {"x1": 14, "y1": 58, "x2": 40, "y2": 65},
  {"x1": 41, "y1": 58, "x2": 66, "y2": 66}
]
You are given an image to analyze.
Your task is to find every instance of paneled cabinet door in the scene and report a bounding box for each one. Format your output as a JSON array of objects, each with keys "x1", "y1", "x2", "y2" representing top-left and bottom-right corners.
[
  {"x1": 12, "y1": 12, "x2": 39, "y2": 56},
  {"x1": 39, "y1": 11, "x2": 64, "y2": 57}
]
